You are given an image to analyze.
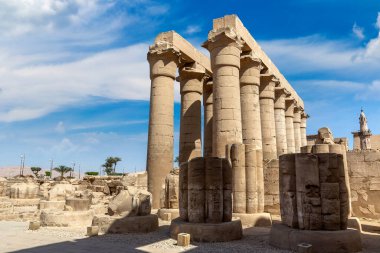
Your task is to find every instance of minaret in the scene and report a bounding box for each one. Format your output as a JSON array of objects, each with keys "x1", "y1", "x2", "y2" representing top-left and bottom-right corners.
[{"x1": 359, "y1": 109, "x2": 372, "y2": 150}]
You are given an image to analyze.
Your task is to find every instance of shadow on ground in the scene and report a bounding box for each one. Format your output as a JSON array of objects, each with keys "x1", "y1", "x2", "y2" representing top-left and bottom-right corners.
[{"x1": 6, "y1": 221, "x2": 380, "y2": 253}]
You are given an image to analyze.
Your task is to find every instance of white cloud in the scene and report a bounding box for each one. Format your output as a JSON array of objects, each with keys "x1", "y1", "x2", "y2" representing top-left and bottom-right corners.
[
  {"x1": 52, "y1": 137, "x2": 84, "y2": 153},
  {"x1": 0, "y1": 44, "x2": 152, "y2": 122},
  {"x1": 352, "y1": 23, "x2": 365, "y2": 40},
  {"x1": 184, "y1": 25, "x2": 201, "y2": 35},
  {"x1": 55, "y1": 121, "x2": 66, "y2": 134}
]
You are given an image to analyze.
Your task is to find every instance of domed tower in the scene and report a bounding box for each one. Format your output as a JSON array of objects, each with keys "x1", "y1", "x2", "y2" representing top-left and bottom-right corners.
[{"x1": 352, "y1": 109, "x2": 372, "y2": 150}]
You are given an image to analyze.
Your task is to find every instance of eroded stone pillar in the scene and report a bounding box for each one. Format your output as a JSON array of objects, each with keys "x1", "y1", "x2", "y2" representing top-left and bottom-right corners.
[
  {"x1": 203, "y1": 80, "x2": 213, "y2": 158},
  {"x1": 274, "y1": 87, "x2": 288, "y2": 156},
  {"x1": 293, "y1": 107, "x2": 302, "y2": 153},
  {"x1": 147, "y1": 48, "x2": 179, "y2": 209},
  {"x1": 300, "y1": 112, "x2": 308, "y2": 147},
  {"x1": 179, "y1": 65, "x2": 204, "y2": 165},
  {"x1": 259, "y1": 74, "x2": 278, "y2": 161},
  {"x1": 240, "y1": 54, "x2": 262, "y2": 149},
  {"x1": 285, "y1": 98, "x2": 296, "y2": 154},
  {"x1": 204, "y1": 29, "x2": 243, "y2": 158}
]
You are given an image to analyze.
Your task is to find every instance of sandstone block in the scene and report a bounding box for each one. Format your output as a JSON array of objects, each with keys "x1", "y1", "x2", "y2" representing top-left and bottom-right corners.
[
  {"x1": 177, "y1": 233, "x2": 191, "y2": 247},
  {"x1": 29, "y1": 221, "x2": 40, "y2": 230},
  {"x1": 87, "y1": 226, "x2": 99, "y2": 236}
]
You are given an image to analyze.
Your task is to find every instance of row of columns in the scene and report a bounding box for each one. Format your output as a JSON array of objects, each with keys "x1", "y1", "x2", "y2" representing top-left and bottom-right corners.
[{"x1": 146, "y1": 33, "x2": 308, "y2": 208}]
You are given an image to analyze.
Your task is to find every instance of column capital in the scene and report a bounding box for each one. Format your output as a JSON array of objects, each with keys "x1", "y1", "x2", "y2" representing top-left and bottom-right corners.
[
  {"x1": 202, "y1": 28, "x2": 244, "y2": 69},
  {"x1": 179, "y1": 65, "x2": 205, "y2": 95},
  {"x1": 148, "y1": 42, "x2": 181, "y2": 79},
  {"x1": 301, "y1": 112, "x2": 310, "y2": 119},
  {"x1": 240, "y1": 52, "x2": 262, "y2": 87},
  {"x1": 293, "y1": 106, "x2": 302, "y2": 123},
  {"x1": 285, "y1": 98, "x2": 296, "y2": 117},
  {"x1": 203, "y1": 27, "x2": 244, "y2": 51},
  {"x1": 274, "y1": 87, "x2": 289, "y2": 110},
  {"x1": 240, "y1": 53, "x2": 262, "y2": 68},
  {"x1": 259, "y1": 74, "x2": 278, "y2": 100}
]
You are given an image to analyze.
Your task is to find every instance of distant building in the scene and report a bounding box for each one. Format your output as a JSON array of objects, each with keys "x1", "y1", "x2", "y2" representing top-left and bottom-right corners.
[{"x1": 352, "y1": 109, "x2": 380, "y2": 150}]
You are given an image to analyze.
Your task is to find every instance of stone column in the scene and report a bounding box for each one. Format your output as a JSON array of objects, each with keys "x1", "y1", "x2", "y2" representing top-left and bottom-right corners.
[
  {"x1": 147, "y1": 48, "x2": 179, "y2": 209},
  {"x1": 203, "y1": 80, "x2": 213, "y2": 158},
  {"x1": 259, "y1": 74, "x2": 278, "y2": 161},
  {"x1": 300, "y1": 112, "x2": 308, "y2": 147},
  {"x1": 204, "y1": 29, "x2": 243, "y2": 158},
  {"x1": 285, "y1": 98, "x2": 296, "y2": 154},
  {"x1": 240, "y1": 54, "x2": 262, "y2": 149},
  {"x1": 293, "y1": 106, "x2": 302, "y2": 153},
  {"x1": 274, "y1": 87, "x2": 288, "y2": 156},
  {"x1": 179, "y1": 65, "x2": 204, "y2": 165}
]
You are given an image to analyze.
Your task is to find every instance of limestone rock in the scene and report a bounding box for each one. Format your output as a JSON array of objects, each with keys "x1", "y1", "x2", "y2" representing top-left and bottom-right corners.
[
  {"x1": 107, "y1": 189, "x2": 152, "y2": 217},
  {"x1": 10, "y1": 182, "x2": 39, "y2": 199},
  {"x1": 48, "y1": 183, "x2": 75, "y2": 201},
  {"x1": 163, "y1": 170, "x2": 179, "y2": 209}
]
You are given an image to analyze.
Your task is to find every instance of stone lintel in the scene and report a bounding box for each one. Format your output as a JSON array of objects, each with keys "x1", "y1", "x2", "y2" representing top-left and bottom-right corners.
[
  {"x1": 152, "y1": 31, "x2": 211, "y2": 75},
  {"x1": 212, "y1": 14, "x2": 304, "y2": 109}
]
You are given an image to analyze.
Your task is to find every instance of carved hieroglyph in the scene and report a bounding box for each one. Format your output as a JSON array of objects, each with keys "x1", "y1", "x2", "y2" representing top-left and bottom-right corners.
[{"x1": 279, "y1": 153, "x2": 349, "y2": 230}]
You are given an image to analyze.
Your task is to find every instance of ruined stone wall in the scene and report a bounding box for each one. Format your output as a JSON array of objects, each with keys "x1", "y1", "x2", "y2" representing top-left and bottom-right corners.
[
  {"x1": 264, "y1": 160, "x2": 280, "y2": 214},
  {"x1": 347, "y1": 151, "x2": 380, "y2": 219},
  {"x1": 370, "y1": 135, "x2": 380, "y2": 150}
]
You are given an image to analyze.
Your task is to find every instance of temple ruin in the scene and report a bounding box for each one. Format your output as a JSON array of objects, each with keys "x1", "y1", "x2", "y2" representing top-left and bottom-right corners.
[{"x1": 0, "y1": 13, "x2": 374, "y2": 253}]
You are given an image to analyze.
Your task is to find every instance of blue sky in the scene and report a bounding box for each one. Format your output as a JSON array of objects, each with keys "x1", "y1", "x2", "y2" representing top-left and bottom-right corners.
[{"x1": 0, "y1": 0, "x2": 379, "y2": 173}]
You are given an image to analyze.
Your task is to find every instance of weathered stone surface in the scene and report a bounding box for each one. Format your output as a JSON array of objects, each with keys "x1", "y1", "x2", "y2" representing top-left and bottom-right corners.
[
  {"x1": 65, "y1": 198, "x2": 90, "y2": 211},
  {"x1": 107, "y1": 189, "x2": 151, "y2": 217},
  {"x1": 187, "y1": 157, "x2": 205, "y2": 223},
  {"x1": 48, "y1": 183, "x2": 75, "y2": 201},
  {"x1": 163, "y1": 170, "x2": 179, "y2": 209},
  {"x1": 170, "y1": 217, "x2": 243, "y2": 242},
  {"x1": 10, "y1": 183, "x2": 39, "y2": 199},
  {"x1": 205, "y1": 157, "x2": 223, "y2": 223},
  {"x1": 40, "y1": 210, "x2": 94, "y2": 227},
  {"x1": 279, "y1": 153, "x2": 349, "y2": 231},
  {"x1": 179, "y1": 162, "x2": 188, "y2": 221},
  {"x1": 231, "y1": 144, "x2": 246, "y2": 213},
  {"x1": 315, "y1": 127, "x2": 334, "y2": 144},
  {"x1": 93, "y1": 214, "x2": 159, "y2": 233}
]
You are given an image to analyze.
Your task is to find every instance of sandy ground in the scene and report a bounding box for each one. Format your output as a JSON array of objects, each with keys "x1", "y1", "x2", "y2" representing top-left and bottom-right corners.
[{"x1": 1, "y1": 218, "x2": 380, "y2": 253}]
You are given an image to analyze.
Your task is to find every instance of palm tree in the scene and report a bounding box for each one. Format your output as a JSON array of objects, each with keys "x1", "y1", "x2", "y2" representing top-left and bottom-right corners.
[
  {"x1": 30, "y1": 167, "x2": 41, "y2": 177},
  {"x1": 112, "y1": 157, "x2": 121, "y2": 173},
  {"x1": 103, "y1": 157, "x2": 122, "y2": 174},
  {"x1": 102, "y1": 161, "x2": 113, "y2": 175},
  {"x1": 53, "y1": 165, "x2": 72, "y2": 178}
]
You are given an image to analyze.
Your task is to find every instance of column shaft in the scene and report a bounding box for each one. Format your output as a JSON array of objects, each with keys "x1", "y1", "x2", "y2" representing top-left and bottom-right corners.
[
  {"x1": 240, "y1": 55, "x2": 262, "y2": 149},
  {"x1": 259, "y1": 74, "x2": 278, "y2": 161},
  {"x1": 179, "y1": 66, "x2": 204, "y2": 165},
  {"x1": 274, "y1": 87, "x2": 288, "y2": 156},
  {"x1": 293, "y1": 107, "x2": 302, "y2": 153},
  {"x1": 147, "y1": 50, "x2": 178, "y2": 209},
  {"x1": 300, "y1": 113, "x2": 308, "y2": 147},
  {"x1": 204, "y1": 31, "x2": 243, "y2": 158},
  {"x1": 203, "y1": 80, "x2": 213, "y2": 158},
  {"x1": 285, "y1": 99, "x2": 296, "y2": 153}
]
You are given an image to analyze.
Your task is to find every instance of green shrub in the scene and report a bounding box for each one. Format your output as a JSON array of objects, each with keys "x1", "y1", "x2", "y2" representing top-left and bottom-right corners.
[
  {"x1": 85, "y1": 172, "x2": 99, "y2": 176},
  {"x1": 45, "y1": 171, "x2": 51, "y2": 177},
  {"x1": 109, "y1": 173, "x2": 124, "y2": 176}
]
